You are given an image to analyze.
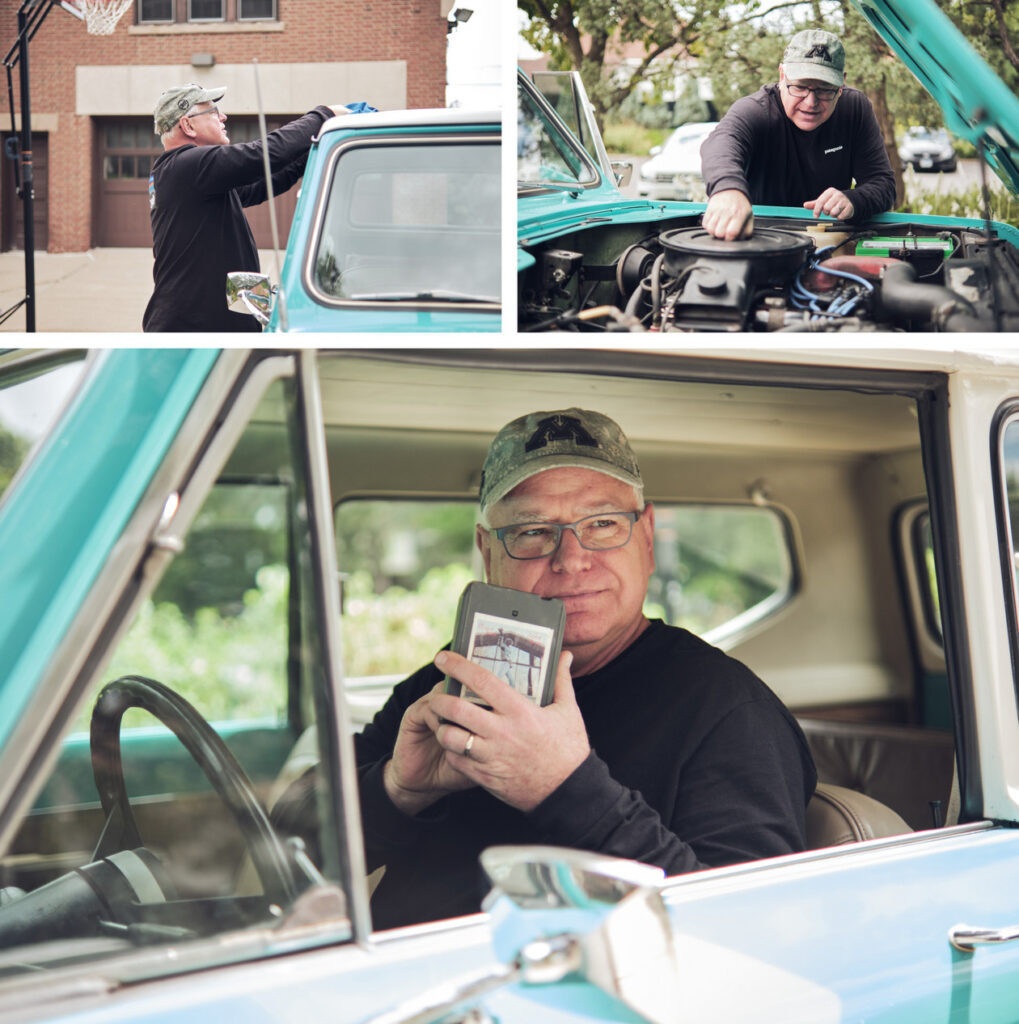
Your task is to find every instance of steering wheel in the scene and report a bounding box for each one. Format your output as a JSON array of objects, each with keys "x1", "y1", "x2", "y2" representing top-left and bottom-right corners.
[{"x1": 90, "y1": 675, "x2": 299, "y2": 910}]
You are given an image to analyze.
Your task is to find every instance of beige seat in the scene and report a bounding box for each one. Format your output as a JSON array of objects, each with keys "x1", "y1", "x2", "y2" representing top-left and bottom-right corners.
[
  {"x1": 805, "y1": 782, "x2": 911, "y2": 849},
  {"x1": 797, "y1": 717, "x2": 955, "y2": 830}
]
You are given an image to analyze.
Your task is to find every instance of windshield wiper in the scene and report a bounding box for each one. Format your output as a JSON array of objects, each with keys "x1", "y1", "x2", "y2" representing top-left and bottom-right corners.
[
  {"x1": 348, "y1": 290, "x2": 499, "y2": 303},
  {"x1": 518, "y1": 180, "x2": 586, "y2": 193}
]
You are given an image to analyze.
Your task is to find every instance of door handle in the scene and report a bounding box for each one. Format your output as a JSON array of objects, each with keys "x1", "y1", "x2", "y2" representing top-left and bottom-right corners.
[{"x1": 949, "y1": 923, "x2": 1019, "y2": 952}]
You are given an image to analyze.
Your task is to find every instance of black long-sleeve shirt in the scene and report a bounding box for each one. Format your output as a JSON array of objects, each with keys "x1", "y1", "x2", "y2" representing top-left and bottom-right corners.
[
  {"x1": 143, "y1": 106, "x2": 333, "y2": 333},
  {"x1": 356, "y1": 620, "x2": 817, "y2": 930},
  {"x1": 700, "y1": 84, "x2": 895, "y2": 220}
]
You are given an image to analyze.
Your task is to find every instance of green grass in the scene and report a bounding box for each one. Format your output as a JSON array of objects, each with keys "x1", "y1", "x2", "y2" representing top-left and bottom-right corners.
[{"x1": 603, "y1": 120, "x2": 667, "y2": 156}]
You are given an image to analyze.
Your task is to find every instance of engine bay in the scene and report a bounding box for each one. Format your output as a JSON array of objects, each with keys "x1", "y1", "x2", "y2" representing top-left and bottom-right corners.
[{"x1": 518, "y1": 215, "x2": 1019, "y2": 332}]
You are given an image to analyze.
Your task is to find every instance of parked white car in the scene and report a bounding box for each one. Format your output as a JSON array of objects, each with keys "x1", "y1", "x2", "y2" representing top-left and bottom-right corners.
[{"x1": 636, "y1": 121, "x2": 719, "y2": 201}]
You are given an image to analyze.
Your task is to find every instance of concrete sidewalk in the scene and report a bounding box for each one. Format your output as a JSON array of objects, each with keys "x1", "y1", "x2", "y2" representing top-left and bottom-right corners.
[{"x1": 0, "y1": 248, "x2": 276, "y2": 334}]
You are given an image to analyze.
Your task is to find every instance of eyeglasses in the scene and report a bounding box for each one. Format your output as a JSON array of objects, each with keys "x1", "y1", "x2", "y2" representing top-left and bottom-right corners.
[
  {"x1": 785, "y1": 84, "x2": 840, "y2": 102},
  {"x1": 493, "y1": 511, "x2": 641, "y2": 560},
  {"x1": 185, "y1": 105, "x2": 221, "y2": 120}
]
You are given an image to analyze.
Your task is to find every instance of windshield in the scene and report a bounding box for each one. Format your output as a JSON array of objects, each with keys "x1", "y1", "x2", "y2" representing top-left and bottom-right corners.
[
  {"x1": 0, "y1": 355, "x2": 86, "y2": 505},
  {"x1": 310, "y1": 137, "x2": 500, "y2": 305},
  {"x1": 666, "y1": 125, "x2": 715, "y2": 149},
  {"x1": 517, "y1": 79, "x2": 599, "y2": 189}
]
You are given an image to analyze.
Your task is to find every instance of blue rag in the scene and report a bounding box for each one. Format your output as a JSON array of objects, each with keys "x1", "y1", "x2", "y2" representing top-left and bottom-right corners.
[{"x1": 345, "y1": 101, "x2": 378, "y2": 113}]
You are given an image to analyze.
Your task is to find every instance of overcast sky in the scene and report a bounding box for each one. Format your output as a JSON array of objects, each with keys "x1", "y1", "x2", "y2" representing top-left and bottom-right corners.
[{"x1": 446, "y1": 0, "x2": 503, "y2": 108}]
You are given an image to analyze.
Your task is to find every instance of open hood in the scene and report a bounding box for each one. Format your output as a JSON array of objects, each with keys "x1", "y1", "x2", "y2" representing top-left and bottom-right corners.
[{"x1": 853, "y1": 0, "x2": 1019, "y2": 195}]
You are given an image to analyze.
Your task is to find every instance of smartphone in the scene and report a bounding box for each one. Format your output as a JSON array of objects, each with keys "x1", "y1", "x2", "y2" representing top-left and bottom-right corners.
[{"x1": 443, "y1": 582, "x2": 565, "y2": 707}]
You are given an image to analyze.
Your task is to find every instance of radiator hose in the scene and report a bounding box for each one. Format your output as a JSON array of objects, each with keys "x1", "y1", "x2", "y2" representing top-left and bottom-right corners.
[{"x1": 878, "y1": 261, "x2": 985, "y2": 331}]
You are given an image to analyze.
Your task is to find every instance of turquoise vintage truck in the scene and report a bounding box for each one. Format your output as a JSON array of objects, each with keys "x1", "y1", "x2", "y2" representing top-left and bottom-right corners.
[
  {"x1": 2, "y1": 342, "x2": 1019, "y2": 1021},
  {"x1": 518, "y1": 0, "x2": 1019, "y2": 332},
  {"x1": 229, "y1": 106, "x2": 500, "y2": 333}
]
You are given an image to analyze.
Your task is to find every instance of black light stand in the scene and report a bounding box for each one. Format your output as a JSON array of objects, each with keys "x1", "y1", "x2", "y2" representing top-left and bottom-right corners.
[{"x1": 1, "y1": 1, "x2": 83, "y2": 331}]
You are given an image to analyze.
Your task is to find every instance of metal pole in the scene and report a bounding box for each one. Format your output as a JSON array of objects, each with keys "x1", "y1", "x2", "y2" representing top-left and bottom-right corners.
[{"x1": 16, "y1": 6, "x2": 35, "y2": 332}]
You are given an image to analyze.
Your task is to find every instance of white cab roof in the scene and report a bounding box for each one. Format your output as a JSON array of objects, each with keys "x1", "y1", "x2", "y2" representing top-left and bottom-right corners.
[{"x1": 319, "y1": 107, "x2": 500, "y2": 135}]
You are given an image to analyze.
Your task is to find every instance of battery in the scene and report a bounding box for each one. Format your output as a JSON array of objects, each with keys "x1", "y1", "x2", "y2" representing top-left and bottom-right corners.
[{"x1": 855, "y1": 236, "x2": 953, "y2": 258}]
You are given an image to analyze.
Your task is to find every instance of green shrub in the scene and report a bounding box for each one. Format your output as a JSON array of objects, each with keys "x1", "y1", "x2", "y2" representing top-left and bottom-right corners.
[
  {"x1": 603, "y1": 120, "x2": 667, "y2": 157},
  {"x1": 899, "y1": 183, "x2": 1019, "y2": 228}
]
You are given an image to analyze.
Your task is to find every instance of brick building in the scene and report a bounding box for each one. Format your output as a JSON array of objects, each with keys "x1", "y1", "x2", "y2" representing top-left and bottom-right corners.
[{"x1": 0, "y1": 0, "x2": 452, "y2": 252}]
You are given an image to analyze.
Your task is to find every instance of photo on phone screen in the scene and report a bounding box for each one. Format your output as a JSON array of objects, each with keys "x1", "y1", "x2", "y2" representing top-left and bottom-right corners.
[{"x1": 462, "y1": 611, "x2": 556, "y2": 706}]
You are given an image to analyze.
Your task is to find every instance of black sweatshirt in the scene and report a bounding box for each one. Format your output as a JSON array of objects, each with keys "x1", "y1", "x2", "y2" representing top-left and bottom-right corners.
[
  {"x1": 700, "y1": 84, "x2": 896, "y2": 220},
  {"x1": 143, "y1": 106, "x2": 333, "y2": 333},
  {"x1": 355, "y1": 620, "x2": 817, "y2": 930}
]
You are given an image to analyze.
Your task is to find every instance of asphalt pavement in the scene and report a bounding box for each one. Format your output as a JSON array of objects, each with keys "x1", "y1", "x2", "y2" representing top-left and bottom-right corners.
[{"x1": 0, "y1": 248, "x2": 277, "y2": 334}]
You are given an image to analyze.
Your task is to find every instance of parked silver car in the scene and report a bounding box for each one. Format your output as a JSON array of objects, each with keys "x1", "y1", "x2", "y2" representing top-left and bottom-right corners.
[{"x1": 898, "y1": 126, "x2": 958, "y2": 172}]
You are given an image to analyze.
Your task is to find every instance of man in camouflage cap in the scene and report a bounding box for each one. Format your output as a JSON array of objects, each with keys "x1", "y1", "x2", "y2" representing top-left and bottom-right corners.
[
  {"x1": 143, "y1": 83, "x2": 356, "y2": 333},
  {"x1": 355, "y1": 408, "x2": 816, "y2": 929},
  {"x1": 700, "y1": 28, "x2": 895, "y2": 240}
]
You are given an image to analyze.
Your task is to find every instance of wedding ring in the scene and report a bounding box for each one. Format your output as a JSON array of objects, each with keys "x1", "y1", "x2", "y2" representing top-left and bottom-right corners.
[{"x1": 463, "y1": 732, "x2": 475, "y2": 758}]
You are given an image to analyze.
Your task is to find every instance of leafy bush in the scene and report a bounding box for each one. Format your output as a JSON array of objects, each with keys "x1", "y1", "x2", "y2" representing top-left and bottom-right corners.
[
  {"x1": 340, "y1": 563, "x2": 476, "y2": 678},
  {"x1": 602, "y1": 121, "x2": 667, "y2": 157},
  {"x1": 93, "y1": 565, "x2": 290, "y2": 731},
  {"x1": 900, "y1": 183, "x2": 1019, "y2": 227}
]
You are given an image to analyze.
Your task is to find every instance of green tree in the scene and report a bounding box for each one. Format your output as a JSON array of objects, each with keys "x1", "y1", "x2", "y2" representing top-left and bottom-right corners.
[
  {"x1": 519, "y1": 0, "x2": 704, "y2": 126},
  {"x1": 0, "y1": 424, "x2": 30, "y2": 498},
  {"x1": 941, "y1": 0, "x2": 1019, "y2": 88}
]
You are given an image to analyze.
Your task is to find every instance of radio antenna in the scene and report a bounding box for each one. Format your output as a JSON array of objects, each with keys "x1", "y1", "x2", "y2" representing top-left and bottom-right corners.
[{"x1": 252, "y1": 57, "x2": 288, "y2": 331}]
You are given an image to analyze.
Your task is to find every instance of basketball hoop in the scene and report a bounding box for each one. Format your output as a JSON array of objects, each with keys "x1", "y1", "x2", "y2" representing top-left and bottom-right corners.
[{"x1": 78, "y1": 0, "x2": 133, "y2": 35}]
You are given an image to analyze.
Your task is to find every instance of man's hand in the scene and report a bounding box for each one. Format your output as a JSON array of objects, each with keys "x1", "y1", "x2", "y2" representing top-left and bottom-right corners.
[
  {"x1": 428, "y1": 650, "x2": 589, "y2": 812},
  {"x1": 383, "y1": 681, "x2": 477, "y2": 817},
  {"x1": 804, "y1": 188, "x2": 854, "y2": 220},
  {"x1": 328, "y1": 105, "x2": 353, "y2": 116},
  {"x1": 702, "y1": 189, "x2": 754, "y2": 240}
]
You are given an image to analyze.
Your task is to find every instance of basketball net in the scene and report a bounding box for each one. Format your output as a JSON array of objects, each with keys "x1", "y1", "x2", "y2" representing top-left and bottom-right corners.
[{"x1": 79, "y1": 0, "x2": 134, "y2": 35}]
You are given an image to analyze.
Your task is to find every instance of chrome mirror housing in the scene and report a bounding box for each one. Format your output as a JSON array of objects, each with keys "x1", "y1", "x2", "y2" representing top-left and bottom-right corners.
[
  {"x1": 480, "y1": 845, "x2": 664, "y2": 911},
  {"x1": 611, "y1": 160, "x2": 633, "y2": 189},
  {"x1": 226, "y1": 272, "x2": 275, "y2": 326},
  {"x1": 482, "y1": 846, "x2": 681, "y2": 1024}
]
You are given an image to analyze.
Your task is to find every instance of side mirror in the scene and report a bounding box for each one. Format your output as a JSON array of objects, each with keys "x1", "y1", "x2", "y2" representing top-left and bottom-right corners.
[
  {"x1": 482, "y1": 846, "x2": 681, "y2": 1024},
  {"x1": 649, "y1": 145, "x2": 662, "y2": 156},
  {"x1": 611, "y1": 160, "x2": 633, "y2": 189},
  {"x1": 226, "y1": 272, "x2": 274, "y2": 326},
  {"x1": 480, "y1": 844, "x2": 664, "y2": 910}
]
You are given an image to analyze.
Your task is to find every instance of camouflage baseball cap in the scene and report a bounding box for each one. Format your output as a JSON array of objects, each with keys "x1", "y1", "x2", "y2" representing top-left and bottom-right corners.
[
  {"x1": 479, "y1": 409, "x2": 643, "y2": 512},
  {"x1": 782, "y1": 29, "x2": 846, "y2": 90},
  {"x1": 154, "y1": 83, "x2": 227, "y2": 135}
]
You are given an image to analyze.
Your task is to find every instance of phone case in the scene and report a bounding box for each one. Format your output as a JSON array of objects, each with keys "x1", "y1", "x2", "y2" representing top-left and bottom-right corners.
[{"x1": 444, "y1": 582, "x2": 565, "y2": 707}]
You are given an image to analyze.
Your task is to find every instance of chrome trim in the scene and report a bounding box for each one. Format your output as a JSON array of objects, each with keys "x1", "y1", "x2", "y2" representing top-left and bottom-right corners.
[
  {"x1": 369, "y1": 911, "x2": 490, "y2": 946},
  {"x1": 297, "y1": 351, "x2": 372, "y2": 946},
  {"x1": 300, "y1": 132, "x2": 501, "y2": 314},
  {"x1": 659, "y1": 820, "x2": 997, "y2": 902},
  {"x1": 949, "y1": 921, "x2": 1019, "y2": 952}
]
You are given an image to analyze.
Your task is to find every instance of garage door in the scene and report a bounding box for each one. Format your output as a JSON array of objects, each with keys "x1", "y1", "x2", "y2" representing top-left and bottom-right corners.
[
  {"x1": 1, "y1": 132, "x2": 48, "y2": 252},
  {"x1": 97, "y1": 117, "x2": 300, "y2": 249}
]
